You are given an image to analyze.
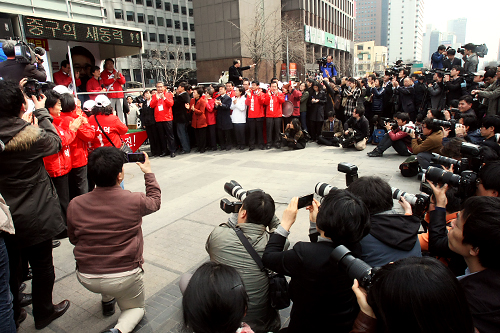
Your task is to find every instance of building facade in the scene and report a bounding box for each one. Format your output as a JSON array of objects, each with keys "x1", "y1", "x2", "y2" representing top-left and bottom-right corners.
[
  {"x1": 386, "y1": 0, "x2": 424, "y2": 64},
  {"x1": 447, "y1": 18, "x2": 467, "y2": 45},
  {"x1": 354, "y1": 41, "x2": 387, "y2": 77},
  {"x1": 104, "y1": 0, "x2": 196, "y2": 85},
  {"x1": 354, "y1": 0, "x2": 388, "y2": 47}
]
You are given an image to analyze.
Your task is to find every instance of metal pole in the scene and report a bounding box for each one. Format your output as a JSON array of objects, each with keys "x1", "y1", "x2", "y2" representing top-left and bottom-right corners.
[
  {"x1": 139, "y1": 53, "x2": 146, "y2": 88},
  {"x1": 67, "y1": 43, "x2": 77, "y2": 96},
  {"x1": 286, "y1": 33, "x2": 290, "y2": 82}
]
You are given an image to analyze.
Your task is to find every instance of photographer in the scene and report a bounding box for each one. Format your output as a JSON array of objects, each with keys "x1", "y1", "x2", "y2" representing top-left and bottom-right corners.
[
  {"x1": 409, "y1": 118, "x2": 443, "y2": 169},
  {"x1": 444, "y1": 66, "x2": 467, "y2": 106},
  {"x1": 427, "y1": 72, "x2": 446, "y2": 111},
  {"x1": 454, "y1": 115, "x2": 483, "y2": 144},
  {"x1": 426, "y1": 183, "x2": 500, "y2": 332},
  {"x1": 463, "y1": 43, "x2": 479, "y2": 74},
  {"x1": 317, "y1": 111, "x2": 343, "y2": 146},
  {"x1": 347, "y1": 177, "x2": 421, "y2": 267},
  {"x1": 471, "y1": 65, "x2": 500, "y2": 116},
  {"x1": 0, "y1": 80, "x2": 69, "y2": 329},
  {"x1": 320, "y1": 55, "x2": 337, "y2": 78},
  {"x1": 443, "y1": 48, "x2": 462, "y2": 70},
  {"x1": 67, "y1": 148, "x2": 161, "y2": 333},
  {"x1": 392, "y1": 77, "x2": 415, "y2": 119},
  {"x1": 431, "y1": 45, "x2": 446, "y2": 70},
  {"x1": 0, "y1": 40, "x2": 46, "y2": 82},
  {"x1": 479, "y1": 115, "x2": 500, "y2": 154},
  {"x1": 262, "y1": 190, "x2": 370, "y2": 332},
  {"x1": 206, "y1": 191, "x2": 283, "y2": 333},
  {"x1": 341, "y1": 108, "x2": 369, "y2": 151},
  {"x1": 367, "y1": 112, "x2": 413, "y2": 157}
]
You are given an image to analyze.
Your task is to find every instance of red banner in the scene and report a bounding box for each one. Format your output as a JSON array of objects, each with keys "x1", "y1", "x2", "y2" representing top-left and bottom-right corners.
[{"x1": 121, "y1": 130, "x2": 148, "y2": 152}]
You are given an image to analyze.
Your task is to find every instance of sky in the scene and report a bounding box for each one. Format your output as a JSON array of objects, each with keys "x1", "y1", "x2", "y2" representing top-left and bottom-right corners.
[{"x1": 424, "y1": 0, "x2": 500, "y2": 63}]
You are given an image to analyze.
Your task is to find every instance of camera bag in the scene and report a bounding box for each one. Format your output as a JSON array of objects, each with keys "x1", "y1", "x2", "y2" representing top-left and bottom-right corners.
[
  {"x1": 231, "y1": 225, "x2": 290, "y2": 310},
  {"x1": 399, "y1": 156, "x2": 420, "y2": 177}
]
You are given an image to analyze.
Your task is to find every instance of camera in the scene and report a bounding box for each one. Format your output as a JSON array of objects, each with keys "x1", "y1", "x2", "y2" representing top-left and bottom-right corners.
[
  {"x1": 400, "y1": 126, "x2": 420, "y2": 135},
  {"x1": 24, "y1": 78, "x2": 47, "y2": 99},
  {"x1": 14, "y1": 40, "x2": 45, "y2": 65},
  {"x1": 459, "y1": 43, "x2": 488, "y2": 58},
  {"x1": 431, "y1": 153, "x2": 463, "y2": 173},
  {"x1": 391, "y1": 187, "x2": 430, "y2": 217},
  {"x1": 315, "y1": 182, "x2": 338, "y2": 198},
  {"x1": 424, "y1": 166, "x2": 477, "y2": 199},
  {"x1": 220, "y1": 180, "x2": 262, "y2": 214},
  {"x1": 316, "y1": 57, "x2": 328, "y2": 66},
  {"x1": 330, "y1": 245, "x2": 377, "y2": 289},
  {"x1": 220, "y1": 198, "x2": 242, "y2": 214},
  {"x1": 338, "y1": 162, "x2": 359, "y2": 186}
]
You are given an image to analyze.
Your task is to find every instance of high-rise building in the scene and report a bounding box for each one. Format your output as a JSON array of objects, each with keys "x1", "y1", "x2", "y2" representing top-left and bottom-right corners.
[
  {"x1": 354, "y1": 41, "x2": 388, "y2": 77},
  {"x1": 354, "y1": 0, "x2": 389, "y2": 47},
  {"x1": 447, "y1": 18, "x2": 467, "y2": 45},
  {"x1": 104, "y1": 0, "x2": 196, "y2": 84},
  {"x1": 193, "y1": 0, "x2": 354, "y2": 83},
  {"x1": 387, "y1": 0, "x2": 425, "y2": 64}
]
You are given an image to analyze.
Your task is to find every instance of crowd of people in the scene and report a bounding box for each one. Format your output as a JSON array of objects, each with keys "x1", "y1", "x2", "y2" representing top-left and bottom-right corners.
[{"x1": 1, "y1": 37, "x2": 500, "y2": 333}]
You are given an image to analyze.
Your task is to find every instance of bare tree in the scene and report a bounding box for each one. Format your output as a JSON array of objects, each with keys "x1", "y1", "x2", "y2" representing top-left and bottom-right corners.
[{"x1": 143, "y1": 44, "x2": 196, "y2": 84}]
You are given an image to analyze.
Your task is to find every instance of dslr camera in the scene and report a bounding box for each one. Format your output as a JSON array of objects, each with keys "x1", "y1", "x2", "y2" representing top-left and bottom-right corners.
[
  {"x1": 24, "y1": 78, "x2": 47, "y2": 99},
  {"x1": 220, "y1": 180, "x2": 262, "y2": 214},
  {"x1": 330, "y1": 245, "x2": 379, "y2": 289}
]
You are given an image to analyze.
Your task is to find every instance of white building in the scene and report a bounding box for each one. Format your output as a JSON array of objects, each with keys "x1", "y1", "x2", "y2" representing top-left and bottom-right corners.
[
  {"x1": 386, "y1": 0, "x2": 424, "y2": 64},
  {"x1": 354, "y1": 41, "x2": 388, "y2": 77}
]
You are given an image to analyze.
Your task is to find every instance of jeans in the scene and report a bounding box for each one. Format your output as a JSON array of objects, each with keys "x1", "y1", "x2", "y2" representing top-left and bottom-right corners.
[
  {"x1": 0, "y1": 236, "x2": 16, "y2": 333},
  {"x1": 176, "y1": 122, "x2": 190, "y2": 153},
  {"x1": 376, "y1": 134, "x2": 411, "y2": 156}
]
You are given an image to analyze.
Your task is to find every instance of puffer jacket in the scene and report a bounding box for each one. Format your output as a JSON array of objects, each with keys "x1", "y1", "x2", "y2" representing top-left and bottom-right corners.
[
  {"x1": 43, "y1": 122, "x2": 76, "y2": 178},
  {"x1": 0, "y1": 108, "x2": 66, "y2": 248}
]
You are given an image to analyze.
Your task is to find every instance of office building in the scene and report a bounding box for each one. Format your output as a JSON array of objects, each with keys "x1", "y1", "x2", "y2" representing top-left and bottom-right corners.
[
  {"x1": 447, "y1": 18, "x2": 467, "y2": 45},
  {"x1": 354, "y1": 0, "x2": 389, "y2": 47},
  {"x1": 354, "y1": 41, "x2": 387, "y2": 76},
  {"x1": 386, "y1": 0, "x2": 425, "y2": 64}
]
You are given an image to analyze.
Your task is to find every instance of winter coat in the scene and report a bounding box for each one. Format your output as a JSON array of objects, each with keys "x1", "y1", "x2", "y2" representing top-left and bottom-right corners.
[
  {"x1": 477, "y1": 79, "x2": 500, "y2": 116},
  {"x1": 343, "y1": 87, "x2": 361, "y2": 117},
  {"x1": 216, "y1": 94, "x2": 233, "y2": 130},
  {"x1": 100, "y1": 69, "x2": 126, "y2": 99},
  {"x1": 59, "y1": 112, "x2": 95, "y2": 168},
  {"x1": 262, "y1": 92, "x2": 285, "y2": 118},
  {"x1": 205, "y1": 98, "x2": 216, "y2": 125},
  {"x1": 345, "y1": 116, "x2": 370, "y2": 142},
  {"x1": 0, "y1": 59, "x2": 47, "y2": 82},
  {"x1": 86, "y1": 77, "x2": 103, "y2": 100},
  {"x1": 321, "y1": 118, "x2": 343, "y2": 136},
  {"x1": 173, "y1": 91, "x2": 191, "y2": 124},
  {"x1": 431, "y1": 51, "x2": 444, "y2": 69},
  {"x1": 308, "y1": 90, "x2": 327, "y2": 122},
  {"x1": 445, "y1": 77, "x2": 467, "y2": 105},
  {"x1": 43, "y1": 121, "x2": 76, "y2": 178},
  {"x1": 300, "y1": 90, "x2": 309, "y2": 113},
  {"x1": 0, "y1": 108, "x2": 66, "y2": 248},
  {"x1": 189, "y1": 96, "x2": 207, "y2": 128},
  {"x1": 88, "y1": 114, "x2": 128, "y2": 149},
  {"x1": 286, "y1": 89, "x2": 302, "y2": 116},
  {"x1": 371, "y1": 87, "x2": 385, "y2": 113},
  {"x1": 428, "y1": 82, "x2": 447, "y2": 110},
  {"x1": 360, "y1": 212, "x2": 422, "y2": 267},
  {"x1": 230, "y1": 96, "x2": 247, "y2": 124},
  {"x1": 411, "y1": 130, "x2": 443, "y2": 155},
  {"x1": 139, "y1": 99, "x2": 156, "y2": 127},
  {"x1": 150, "y1": 93, "x2": 174, "y2": 122},
  {"x1": 245, "y1": 90, "x2": 265, "y2": 118},
  {"x1": 228, "y1": 65, "x2": 251, "y2": 86}
]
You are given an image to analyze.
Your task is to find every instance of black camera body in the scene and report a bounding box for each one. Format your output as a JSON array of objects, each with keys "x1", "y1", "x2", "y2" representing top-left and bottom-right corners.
[
  {"x1": 424, "y1": 166, "x2": 477, "y2": 199},
  {"x1": 220, "y1": 180, "x2": 262, "y2": 214},
  {"x1": 14, "y1": 40, "x2": 45, "y2": 65},
  {"x1": 316, "y1": 57, "x2": 328, "y2": 66},
  {"x1": 220, "y1": 198, "x2": 242, "y2": 214},
  {"x1": 391, "y1": 187, "x2": 430, "y2": 217},
  {"x1": 24, "y1": 78, "x2": 47, "y2": 99},
  {"x1": 338, "y1": 162, "x2": 359, "y2": 186},
  {"x1": 330, "y1": 245, "x2": 378, "y2": 289}
]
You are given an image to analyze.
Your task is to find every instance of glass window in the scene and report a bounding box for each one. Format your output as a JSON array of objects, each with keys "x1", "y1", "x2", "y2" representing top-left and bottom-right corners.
[
  {"x1": 166, "y1": 19, "x2": 172, "y2": 27},
  {"x1": 136, "y1": 0, "x2": 143, "y2": 4},
  {"x1": 190, "y1": 23, "x2": 194, "y2": 31},
  {"x1": 146, "y1": 0, "x2": 153, "y2": 6},
  {"x1": 157, "y1": 17, "x2": 164, "y2": 26},
  {"x1": 126, "y1": 11, "x2": 135, "y2": 21},
  {"x1": 357, "y1": 45, "x2": 363, "y2": 50},
  {"x1": 168, "y1": 35, "x2": 174, "y2": 44},
  {"x1": 175, "y1": 20, "x2": 180, "y2": 29},
  {"x1": 176, "y1": 36, "x2": 181, "y2": 45},
  {"x1": 184, "y1": 37, "x2": 189, "y2": 46},
  {"x1": 192, "y1": 53, "x2": 196, "y2": 61},
  {"x1": 159, "y1": 34, "x2": 166, "y2": 43},
  {"x1": 156, "y1": 0, "x2": 162, "y2": 8},
  {"x1": 150, "y1": 33, "x2": 156, "y2": 42},
  {"x1": 164, "y1": 2, "x2": 170, "y2": 10},
  {"x1": 191, "y1": 38, "x2": 195, "y2": 46},
  {"x1": 181, "y1": 6, "x2": 187, "y2": 15},
  {"x1": 173, "y1": 4, "x2": 179, "y2": 13},
  {"x1": 185, "y1": 53, "x2": 190, "y2": 60},
  {"x1": 148, "y1": 15, "x2": 155, "y2": 24},
  {"x1": 182, "y1": 22, "x2": 188, "y2": 30},
  {"x1": 114, "y1": 9, "x2": 123, "y2": 19},
  {"x1": 137, "y1": 13, "x2": 145, "y2": 23},
  {"x1": 189, "y1": 8, "x2": 193, "y2": 16},
  {"x1": 142, "y1": 32, "x2": 147, "y2": 40},
  {"x1": 169, "y1": 52, "x2": 175, "y2": 60}
]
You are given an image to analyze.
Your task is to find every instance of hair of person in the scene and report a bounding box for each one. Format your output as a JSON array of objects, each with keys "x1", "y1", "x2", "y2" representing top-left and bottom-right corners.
[
  {"x1": 440, "y1": 137, "x2": 465, "y2": 160},
  {"x1": 241, "y1": 191, "x2": 275, "y2": 227},
  {"x1": 415, "y1": 113, "x2": 425, "y2": 123},
  {"x1": 479, "y1": 161, "x2": 500, "y2": 193},
  {"x1": 306, "y1": 78, "x2": 314, "y2": 84},
  {"x1": 347, "y1": 177, "x2": 393, "y2": 215},
  {"x1": 183, "y1": 261, "x2": 247, "y2": 333},
  {"x1": 61, "y1": 59, "x2": 70, "y2": 68},
  {"x1": 449, "y1": 99, "x2": 459, "y2": 108},
  {"x1": 335, "y1": 78, "x2": 342, "y2": 85},
  {"x1": 368, "y1": 74, "x2": 376, "y2": 81},
  {"x1": 251, "y1": 80, "x2": 260, "y2": 86},
  {"x1": 206, "y1": 86, "x2": 214, "y2": 95},
  {"x1": 451, "y1": 65, "x2": 463, "y2": 74},
  {"x1": 327, "y1": 111, "x2": 335, "y2": 118},
  {"x1": 459, "y1": 95, "x2": 473, "y2": 105},
  {"x1": 438, "y1": 45, "x2": 446, "y2": 51},
  {"x1": 218, "y1": 84, "x2": 226, "y2": 91},
  {"x1": 348, "y1": 77, "x2": 356, "y2": 84},
  {"x1": 463, "y1": 43, "x2": 476, "y2": 52},
  {"x1": 193, "y1": 86, "x2": 204, "y2": 97},
  {"x1": 143, "y1": 89, "x2": 151, "y2": 95},
  {"x1": 316, "y1": 189, "x2": 370, "y2": 245},
  {"x1": 375, "y1": 78, "x2": 384, "y2": 87},
  {"x1": 91, "y1": 65, "x2": 101, "y2": 73},
  {"x1": 484, "y1": 69, "x2": 496, "y2": 80},
  {"x1": 428, "y1": 109, "x2": 445, "y2": 120},
  {"x1": 1, "y1": 40, "x2": 15, "y2": 57},
  {"x1": 104, "y1": 58, "x2": 114, "y2": 65},
  {"x1": 59, "y1": 93, "x2": 76, "y2": 113},
  {"x1": 226, "y1": 81, "x2": 234, "y2": 87},
  {"x1": 237, "y1": 86, "x2": 245, "y2": 95},
  {"x1": 435, "y1": 72, "x2": 444, "y2": 79},
  {"x1": 290, "y1": 118, "x2": 302, "y2": 132},
  {"x1": 233, "y1": 59, "x2": 240, "y2": 65},
  {"x1": 66, "y1": 46, "x2": 96, "y2": 66},
  {"x1": 479, "y1": 146, "x2": 499, "y2": 163},
  {"x1": 41, "y1": 81, "x2": 56, "y2": 93},
  {"x1": 444, "y1": 187, "x2": 461, "y2": 213},
  {"x1": 459, "y1": 114, "x2": 478, "y2": 131},
  {"x1": 242, "y1": 78, "x2": 249, "y2": 83},
  {"x1": 92, "y1": 104, "x2": 113, "y2": 116},
  {"x1": 44, "y1": 90, "x2": 62, "y2": 110},
  {"x1": 395, "y1": 112, "x2": 410, "y2": 123},
  {"x1": 0, "y1": 80, "x2": 26, "y2": 118},
  {"x1": 423, "y1": 117, "x2": 439, "y2": 132},
  {"x1": 367, "y1": 257, "x2": 475, "y2": 333},
  {"x1": 355, "y1": 108, "x2": 365, "y2": 118},
  {"x1": 482, "y1": 115, "x2": 500, "y2": 132},
  {"x1": 87, "y1": 147, "x2": 124, "y2": 187},
  {"x1": 312, "y1": 80, "x2": 323, "y2": 90},
  {"x1": 447, "y1": 48, "x2": 456, "y2": 56},
  {"x1": 461, "y1": 196, "x2": 500, "y2": 269}
]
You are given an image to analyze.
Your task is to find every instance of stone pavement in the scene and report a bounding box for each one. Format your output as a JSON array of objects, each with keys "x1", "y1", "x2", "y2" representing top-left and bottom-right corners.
[{"x1": 18, "y1": 142, "x2": 421, "y2": 333}]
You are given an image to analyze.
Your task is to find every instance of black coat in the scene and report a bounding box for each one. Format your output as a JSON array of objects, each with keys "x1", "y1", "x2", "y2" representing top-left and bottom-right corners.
[
  {"x1": 445, "y1": 77, "x2": 467, "y2": 105},
  {"x1": 0, "y1": 59, "x2": 47, "y2": 82},
  {"x1": 344, "y1": 116, "x2": 370, "y2": 142},
  {"x1": 443, "y1": 57, "x2": 462, "y2": 70},
  {"x1": 395, "y1": 86, "x2": 416, "y2": 115},
  {"x1": 413, "y1": 81, "x2": 427, "y2": 113},
  {"x1": 173, "y1": 91, "x2": 191, "y2": 123},
  {"x1": 382, "y1": 81, "x2": 394, "y2": 116},
  {"x1": 262, "y1": 233, "x2": 359, "y2": 333},
  {"x1": 0, "y1": 109, "x2": 65, "y2": 248},
  {"x1": 139, "y1": 101, "x2": 156, "y2": 127},
  {"x1": 228, "y1": 65, "x2": 251, "y2": 86},
  {"x1": 308, "y1": 90, "x2": 327, "y2": 122},
  {"x1": 215, "y1": 94, "x2": 233, "y2": 130}
]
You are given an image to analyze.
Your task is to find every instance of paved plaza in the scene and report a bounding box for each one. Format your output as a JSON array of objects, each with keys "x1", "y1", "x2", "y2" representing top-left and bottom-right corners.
[{"x1": 18, "y1": 142, "x2": 421, "y2": 333}]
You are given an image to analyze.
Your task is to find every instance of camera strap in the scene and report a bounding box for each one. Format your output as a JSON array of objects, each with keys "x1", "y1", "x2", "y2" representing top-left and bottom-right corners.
[
  {"x1": 94, "y1": 115, "x2": 117, "y2": 148},
  {"x1": 230, "y1": 224, "x2": 267, "y2": 273}
]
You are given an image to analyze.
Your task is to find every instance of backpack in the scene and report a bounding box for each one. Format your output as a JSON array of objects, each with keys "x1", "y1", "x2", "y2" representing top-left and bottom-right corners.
[
  {"x1": 399, "y1": 156, "x2": 420, "y2": 177},
  {"x1": 369, "y1": 129, "x2": 385, "y2": 144}
]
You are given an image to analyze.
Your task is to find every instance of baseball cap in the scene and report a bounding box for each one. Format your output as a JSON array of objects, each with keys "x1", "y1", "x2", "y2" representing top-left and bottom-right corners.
[
  {"x1": 53, "y1": 85, "x2": 72, "y2": 95},
  {"x1": 94, "y1": 95, "x2": 111, "y2": 107},
  {"x1": 473, "y1": 70, "x2": 486, "y2": 76},
  {"x1": 82, "y1": 100, "x2": 95, "y2": 112}
]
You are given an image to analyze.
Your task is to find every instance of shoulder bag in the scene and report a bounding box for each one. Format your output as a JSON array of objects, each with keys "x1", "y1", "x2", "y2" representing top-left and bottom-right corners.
[
  {"x1": 231, "y1": 225, "x2": 290, "y2": 310},
  {"x1": 94, "y1": 115, "x2": 133, "y2": 154}
]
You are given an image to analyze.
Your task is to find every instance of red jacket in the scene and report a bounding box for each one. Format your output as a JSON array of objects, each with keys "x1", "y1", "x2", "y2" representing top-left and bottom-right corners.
[
  {"x1": 53, "y1": 70, "x2": 81, "y2": 88},
  {"x1": 190, "y1": 96, "x2": 208, "y2": 128},
  {"x1": 43, "y1": 121, "x2": 76, "y2": 178},
  {"x1": 205, "y1": 98, "x2": 216, "y2": 125},
  {"x1": 88, "y1": 114, "x2": 128, "y2": 150},
  {"x1": 388, "y1": 122, "x2": 414, "y2": 152},
  {"x1": 59, "y1": 111, "x2": 95, "y2": 168},
  {"x1": 287, "y1": 89, "x2": 302, "y2": 116},
  {"x1": 245, "y1": 90, "x2": 265, "y2": 118},
  {"x1": 100, "y1": 69, "x2": 126, "y2": 99},
  {"x1": 86, "y1": 77, "x2": 103, "y2": 101},
  {"x1": 150, "y1": 93, "x2": 174, "y2": 122},
  {"x1": 262, "y1": 92, "x2": 285, "y2": 118}
]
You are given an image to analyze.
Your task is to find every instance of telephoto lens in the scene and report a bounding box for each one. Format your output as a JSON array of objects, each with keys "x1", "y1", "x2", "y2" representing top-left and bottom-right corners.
[
  {"x1": 224, "y1": 180, "x2": 248, "y2": 201},
  {"x1": 431, "y1": 153, "x2": 461, "y2": 173},
  {"x1": 460, "y1": 142, "x2": 482, "y2": 157},
  {"x1": 391, "y1": 187, "x2": 418, "y2": 206},
  {"x1": 400, "y1": 126, "x2": 415, "y2": 134},
  {"x1": 315, "y1": 182, "x2": 338, "y2": 197},
  {"x1": 330, "y1": 245, "x2": 375, "y2": 289},
  {"x1": 425, "y1": 167, "x2": 461, "y2": 187}
]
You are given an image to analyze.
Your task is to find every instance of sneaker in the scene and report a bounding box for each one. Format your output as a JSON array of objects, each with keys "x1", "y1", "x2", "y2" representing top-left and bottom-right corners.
[{"x1": 367, "y1": 149, "x2": 383, "y2": 157}]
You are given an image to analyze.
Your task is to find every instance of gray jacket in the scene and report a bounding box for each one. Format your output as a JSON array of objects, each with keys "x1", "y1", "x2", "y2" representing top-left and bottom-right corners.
[
  {"x1": 206, "y1": 215, "x2": 287, "y2": 333},
  {"x1": 464, "y1": 54, "x2": 479, "y2": 74},
  {"x1": 477, "y1": 79, "x2": 500, "y2": 116}
]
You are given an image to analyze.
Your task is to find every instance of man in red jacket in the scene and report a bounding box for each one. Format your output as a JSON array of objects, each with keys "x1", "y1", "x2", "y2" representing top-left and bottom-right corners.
[
  {"x1": 245, "y1": 81, "x2": 266, "y2": 150},
  {"x1": 150, "y1": 82, "x2": 176, "y2": 157},
  {"x1": 101, "y1": 58, "x2": 126, "y2": 124},
  {"x1": 262, "y1": 82, "x2": 285, "y2": 149},
  {"x1": 367, "y1": 112, "x2": 413, "y2": 157},
  {"x1": 67, "y1": 147, "x2": 161, "y2": 333},
  {"x1": 86, "y1": 66, "x2": 106, "y2": 101},
  {"x1": 53, "y1": 60, "x2": 81, "y2": 90}
]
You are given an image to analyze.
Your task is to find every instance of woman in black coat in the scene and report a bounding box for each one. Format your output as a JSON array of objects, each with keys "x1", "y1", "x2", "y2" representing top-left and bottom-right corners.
[
  {"x1": 262, "y1": 190, "x2": 371, "y2": 333},
  {"x1": 0, "y1": 81, "x2": 69, "y2": 329},
  {"x1": 307, "y1": 81, "x2": 327, "y2": 141}
]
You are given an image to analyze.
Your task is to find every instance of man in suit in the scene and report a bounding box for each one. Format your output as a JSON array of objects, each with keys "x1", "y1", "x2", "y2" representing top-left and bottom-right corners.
[
  {"x1": 392, "y1": 77, "x2": 415, "y2": 120},
  {"x1": 228, "y1": 60, "x2": 255, "y2": 86},
  {"x1": 443, "y1": 49, "x2": 462, "y2": 70}
]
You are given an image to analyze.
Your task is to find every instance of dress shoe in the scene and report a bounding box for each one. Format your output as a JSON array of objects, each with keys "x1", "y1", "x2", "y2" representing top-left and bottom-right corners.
[
  {"x1": 226, "y1": 146, "x2": 231, "y2": 151},
  {"x1": 178, "y1": 150, "x2": 186, "y2": 155},
  {"x1": 159, "y1": 152, "x2": 167, "y2": 157},
  {"x1": 52, "y1": 240, "x2": 61, "y2": 248},
  {"x1": 102, "y1": 298, "x2": 116, "y2": 316},
  {"x1": 367, "y1": 149, "x2": 383, "y2": 157},
  {"x1": 101, "y1": 329, "x2": 122, "y2": 333},
  {"x1": 34, "y1": 300, "x2": 70, "y2": 330},
  {"x1": 249, "y1": 146, "x2": 255, "y2": 151},
  {"x1": 259, "y1": 144, "x2": 265, "y2": 150},
  {"x1": 20, "y1": 293, "x2": 32, "y2": 307},
  {"x1": 19, "y1": 282, "x2": 26, "y2": 293},
  {"x1": 265, "y1": 144, "x2": 271, "y2": 150},
  {"x1": 16, "y1": 308, "x2": 27, "y2": 328},
  {"x1": 170, "y1": 153, "x2": 175, "y2": 158}
]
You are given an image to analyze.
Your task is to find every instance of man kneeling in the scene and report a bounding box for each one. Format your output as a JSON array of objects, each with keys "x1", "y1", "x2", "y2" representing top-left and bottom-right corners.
[{"x1": 67, "y1": 147, "x2": 161, "y2": 333}]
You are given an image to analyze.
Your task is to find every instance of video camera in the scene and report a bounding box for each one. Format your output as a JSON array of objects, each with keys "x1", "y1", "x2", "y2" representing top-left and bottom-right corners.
[
  {"x1": 387, "y1": 62, "x2": 412, "y2": 77},
  {"x1": 14, "y1": 39, "x2": 45, "y2": 65},
  {"x1": 219, "y1": 180, "x2": 262, "y2": 214},
  {"x1": 457, "y1": 44, "x2": 488, "y2": 58},
  {"x1": 316, "y1": 57, "x2": 328, "y2": 66}
]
